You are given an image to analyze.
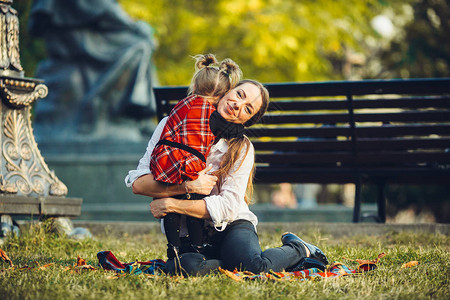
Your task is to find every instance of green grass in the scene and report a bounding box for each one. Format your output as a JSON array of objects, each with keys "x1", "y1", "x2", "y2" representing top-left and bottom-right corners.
[{"x1": 1, "y1": 221, "x2": 449, "y2": 300}]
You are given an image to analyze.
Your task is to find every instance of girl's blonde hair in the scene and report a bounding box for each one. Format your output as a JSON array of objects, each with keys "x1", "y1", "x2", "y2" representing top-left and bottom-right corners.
[
  {"x1": 188, "y1": 54, "x2": 242, "y2": 103},
  {"x1": 213, "y1": 80, "x2": 270, "y2": 204}
]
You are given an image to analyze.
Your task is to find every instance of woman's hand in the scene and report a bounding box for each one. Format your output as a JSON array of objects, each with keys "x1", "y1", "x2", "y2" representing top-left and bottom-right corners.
[
  {"x1": 150, "y1": 197, "x2": 211, "y2": 219},
  {"x1": 150, "y1": 198, "x2": 171, "y2": 218},
  {"x1": 186, "y1": 164, "x2": 218, "y2": 195}
]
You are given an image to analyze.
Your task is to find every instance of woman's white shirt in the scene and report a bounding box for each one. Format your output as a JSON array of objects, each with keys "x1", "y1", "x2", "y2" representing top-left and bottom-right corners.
[{"x1": 124, "y1": 117, "x2": 258, "y2": 231}]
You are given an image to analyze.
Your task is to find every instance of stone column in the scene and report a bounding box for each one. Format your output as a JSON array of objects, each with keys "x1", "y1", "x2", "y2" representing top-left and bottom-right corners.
[{"x1": 0, "y1": 0, "x2": 82, "y2": 230}]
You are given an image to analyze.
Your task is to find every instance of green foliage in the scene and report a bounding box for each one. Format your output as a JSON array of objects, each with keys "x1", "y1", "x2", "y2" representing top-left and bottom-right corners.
[
  {"x1": 1, "y1": 225, "x2": 449, "y2": 299},
  {"x1": 379, "y1": 0, "x2": 450, "y2": 78},
  {"x1": 17, "y1": 0, "x2": 449, "y2": 82},
  {"x1": 119, "y1": 0, "x2": 386, "y2": 84}
]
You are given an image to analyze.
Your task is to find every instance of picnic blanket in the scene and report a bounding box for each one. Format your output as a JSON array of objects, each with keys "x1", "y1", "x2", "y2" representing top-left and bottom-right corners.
[
  {"x1": 219, "y1": 252, "x2": 387, "y2": 281},
  {"x1": 2, "y1": 248, "x2": 400, "y2": 282},
  {"x1": 96, "y1": 250, "x2": 387, "y2": 281}
]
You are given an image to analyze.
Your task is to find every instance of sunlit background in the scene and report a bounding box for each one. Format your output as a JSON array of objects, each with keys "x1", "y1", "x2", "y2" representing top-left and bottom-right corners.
[
  {"x1": 19, "y1": 0, "x2": 450, "y2": 84},
  {"x1": 13, "y1": 0, "x2": 450, "y2": 223}
]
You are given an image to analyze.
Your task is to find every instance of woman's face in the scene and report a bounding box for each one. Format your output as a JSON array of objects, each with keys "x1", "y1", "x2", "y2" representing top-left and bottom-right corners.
[{"x1": 216, "y1": 82, "x2": 263, "y2": 124}]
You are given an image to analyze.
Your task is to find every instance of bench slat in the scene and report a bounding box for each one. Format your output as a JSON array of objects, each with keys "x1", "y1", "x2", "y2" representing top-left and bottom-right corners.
[
  {"x1": 268, "y1": 96, "x2": 450, "y2": 111},
  {"x1": 159, "y1": 97, "x2": 450, "y2": 116},
  {"x1": 265, "y1": 78, "x2": 450, "y2": 97},
  {"x1": 255, "y1": 167, "x2": 450, "y2": 184},
  {"x1": 246, "y1": 126, "x2": 352, "y2": 138},
  {"x1": 355, "y1": 124, "x2": 450, "y2": 137},
  {"x1": 261, "y1": 110, "x2": 450, "y2": 124},
  {"x1": 246, "y1": 124, "x2": 450, "y2": 138},
  {"x1": 256, "y1": 151, "x2": 449, "y2": 165},
  {"x1": 252, "y1": 138, "x2": 450, "y2": 151}
]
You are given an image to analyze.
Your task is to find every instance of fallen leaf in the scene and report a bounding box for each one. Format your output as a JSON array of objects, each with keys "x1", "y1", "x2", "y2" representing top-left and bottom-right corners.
[
  {"x1": 343, "y1": 253, "x2": 386, "y2": 273},
  {"x1": 219, "y1": 267, "x2": 243, "y2": 281},
  {"x1": 38, "y1": 263, "x2": 54, "y2": 270},
  {"x1": 75, "y1": 256, "x2": 86, "y2": 266},
  {"x1": 0, "y1": 248, "x2": 13, "y2": 267},
  {"x1": 75, "y1": 265, "x2": 96, "y2": 271},
  {"x1": 401, "y1": 261, "x2": 419, "y2": 269},
  {"x1": 344, "y1": 252, "x2": 386, "y2": 265},
  {"x1": 72, "y1": 256, "x2": 96, "y2": 271}
]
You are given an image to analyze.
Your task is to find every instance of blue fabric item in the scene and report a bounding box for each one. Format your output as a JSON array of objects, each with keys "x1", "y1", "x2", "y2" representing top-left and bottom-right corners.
[{"x1": 97, "y1": 251, "x2": 166, "y2": 275}]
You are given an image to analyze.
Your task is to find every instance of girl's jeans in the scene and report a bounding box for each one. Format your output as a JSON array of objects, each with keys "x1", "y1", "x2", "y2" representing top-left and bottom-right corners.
[{"x1": 166, "y1": 219, "x2": 306, "y2": 275}]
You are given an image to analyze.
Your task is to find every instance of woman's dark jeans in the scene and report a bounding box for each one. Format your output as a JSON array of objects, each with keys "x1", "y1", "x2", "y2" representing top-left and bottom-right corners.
[{"x1": 166, "y1": 219, "x2": 306, "y2": 276}]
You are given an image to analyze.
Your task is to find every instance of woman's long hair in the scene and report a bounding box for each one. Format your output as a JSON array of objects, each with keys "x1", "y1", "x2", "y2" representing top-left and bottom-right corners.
[{"x1": 213, "y1": 80, "x2": 269, "y2": 204}]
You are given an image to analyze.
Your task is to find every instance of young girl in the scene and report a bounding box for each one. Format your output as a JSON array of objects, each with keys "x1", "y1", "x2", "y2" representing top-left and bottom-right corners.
[{"x1": 150, "y1": 54, "x2": 243, "y2": 259}]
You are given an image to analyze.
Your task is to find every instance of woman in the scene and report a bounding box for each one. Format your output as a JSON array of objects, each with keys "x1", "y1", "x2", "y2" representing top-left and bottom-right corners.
[{"x1": 127, "y1": 79, "x2": 328, "y2": 275}]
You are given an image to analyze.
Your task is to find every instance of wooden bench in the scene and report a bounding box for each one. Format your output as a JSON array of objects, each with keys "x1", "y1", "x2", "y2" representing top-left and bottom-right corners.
[{"x1": 153, "y1": 78, "x2": 450, "y2": 223}]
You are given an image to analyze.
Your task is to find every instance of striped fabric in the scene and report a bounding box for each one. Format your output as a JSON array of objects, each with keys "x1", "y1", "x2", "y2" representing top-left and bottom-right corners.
[
  {"x1": 219, "y1": 262, "x2": 373, "y2": 282},
  {"x1": 96, "y1": 251, "x2": 385, "y2": 280},
  {"x1": 219, "y1": 253, "x2": 385, "y2": 282}
]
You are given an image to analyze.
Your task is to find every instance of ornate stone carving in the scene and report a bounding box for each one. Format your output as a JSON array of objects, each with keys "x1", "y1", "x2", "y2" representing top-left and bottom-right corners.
[
  {"x1": 0, "y1": 0, "x2": 67, "y2": 197},
  {"x1": 1, "y1": 101, "x2": 68, "y2": 196},
  {"x1": 0, "y1": 0, "x2": 22, "y2": 74},
  {"x1": 0, "y1": 78, "x2": 46, "y2": 108}
]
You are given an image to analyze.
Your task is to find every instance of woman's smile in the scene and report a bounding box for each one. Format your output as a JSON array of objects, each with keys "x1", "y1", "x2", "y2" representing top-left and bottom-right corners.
[
  {"x1": 225, "y1": 103, "x2": 236, "y2": 118},
  {"x1": 217, "y1": 82, "x2": 263, "y2": 124}
]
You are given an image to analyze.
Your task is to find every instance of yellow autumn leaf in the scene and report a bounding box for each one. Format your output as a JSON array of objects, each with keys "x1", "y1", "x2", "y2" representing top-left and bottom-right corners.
[
  {"x1": 0, "y1": 248, "x2": 13, "y2": 267},
  {"x1": 401, "y1": 261, "x2": 419, "y2": 269}
]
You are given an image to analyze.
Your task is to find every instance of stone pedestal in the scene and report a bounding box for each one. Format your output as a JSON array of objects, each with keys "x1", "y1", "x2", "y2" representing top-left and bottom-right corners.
[{"x1": 0, "y1": 0, "x2": 82, "y2": 230}]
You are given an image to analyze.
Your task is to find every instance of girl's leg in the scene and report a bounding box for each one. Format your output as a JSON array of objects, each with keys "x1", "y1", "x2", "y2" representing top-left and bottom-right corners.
[
  {"x1": 163, "y1": 213, "x2": 182, "y2": 259},
  {"x1": 185, "y1": 216, "x2": 204, "y2": 247},
  {"x1": 165, "y1": 253, "x2": 222, "y2": 276},
  {"x1": 219, "y1": 220, "x2": 307, "y2": 273},
  {"x1": 164, "y1": 213, "x2": 181, "y2": 246}
]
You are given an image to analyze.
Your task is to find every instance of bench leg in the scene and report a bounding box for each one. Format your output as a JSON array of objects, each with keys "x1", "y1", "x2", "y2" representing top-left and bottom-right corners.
[
  {"x1": 352, "y1": 179, "x2": 362, "y2": 223},
  {"x1": 377, "y1": 182, "x2": 386, "y2": 223}
]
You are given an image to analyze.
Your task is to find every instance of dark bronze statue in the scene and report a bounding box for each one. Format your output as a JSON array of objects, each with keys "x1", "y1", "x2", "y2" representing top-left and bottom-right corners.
[{"x1": 29, "y1": 0, "x2": 158, "y2": 143}]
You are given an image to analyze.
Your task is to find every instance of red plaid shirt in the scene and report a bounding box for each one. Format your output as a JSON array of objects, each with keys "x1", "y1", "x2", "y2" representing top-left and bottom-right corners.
[{"x1": 150, "y1": 95, "x2": 216, "y2": 184}]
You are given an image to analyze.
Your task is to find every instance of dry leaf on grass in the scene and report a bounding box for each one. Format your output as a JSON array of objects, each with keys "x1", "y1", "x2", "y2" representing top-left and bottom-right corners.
[
  {"x1": 343, "y1": 252, "x2": 386, "y2": 272},
  {"x1": 219, "y1": 267, "x2": 243, "y2": 281},
  {"x1": 401, "y1": 261, "x2": 419, "y2": 269},
  {"x1": 64, "y1": 256, "x2": 96, "y2": 272},
  {"x1": 0, "y1": 248, "x2": 13, "y2": 267},
  {"x1": 38, "y1": 263, "x2": 54, "y2": 270},
  {"x1": 344, "y1": 252, "x2": 386, "y2": 265},
  {"x1": 75, "y1": 256, "x2": 86, "y2": 266}
]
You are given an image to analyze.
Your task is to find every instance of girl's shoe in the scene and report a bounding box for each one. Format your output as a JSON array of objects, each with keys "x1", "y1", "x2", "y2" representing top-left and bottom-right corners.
[
  {"x1": 286, "y1": 257, "x2": 326, "y2": 272},
  {"x1": 281, "y1": 232, "x2": 329, "y2": 265}
]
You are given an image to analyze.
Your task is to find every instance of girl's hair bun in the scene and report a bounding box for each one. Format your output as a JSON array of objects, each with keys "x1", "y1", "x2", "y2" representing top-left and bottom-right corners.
[
  {"x1": 194, "y1": 53, "x2": 218, "y2": 71},
  {"x1": 219, "y1": 58, "x2": 242, "y2": 87}
]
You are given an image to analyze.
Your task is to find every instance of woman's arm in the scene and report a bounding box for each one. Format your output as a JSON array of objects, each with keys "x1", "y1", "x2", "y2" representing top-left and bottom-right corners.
[
  {"x1": 132, "y1": 165, "x2": 217, "y2": 197},
  {"x1": 125, "y1": 117, "x2": 167, "y2": 187},
  {"x1": 150, "y1": 197, "x2": 210, "y2": 219},
  {"x1": 149, "y1": 140, "x2": 255, "y2": 226}
]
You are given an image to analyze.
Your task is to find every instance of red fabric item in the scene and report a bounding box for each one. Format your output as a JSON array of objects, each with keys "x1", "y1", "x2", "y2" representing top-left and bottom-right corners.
[{"x1": 150, "y1": 95, "x2": 216, "y2": 184}]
